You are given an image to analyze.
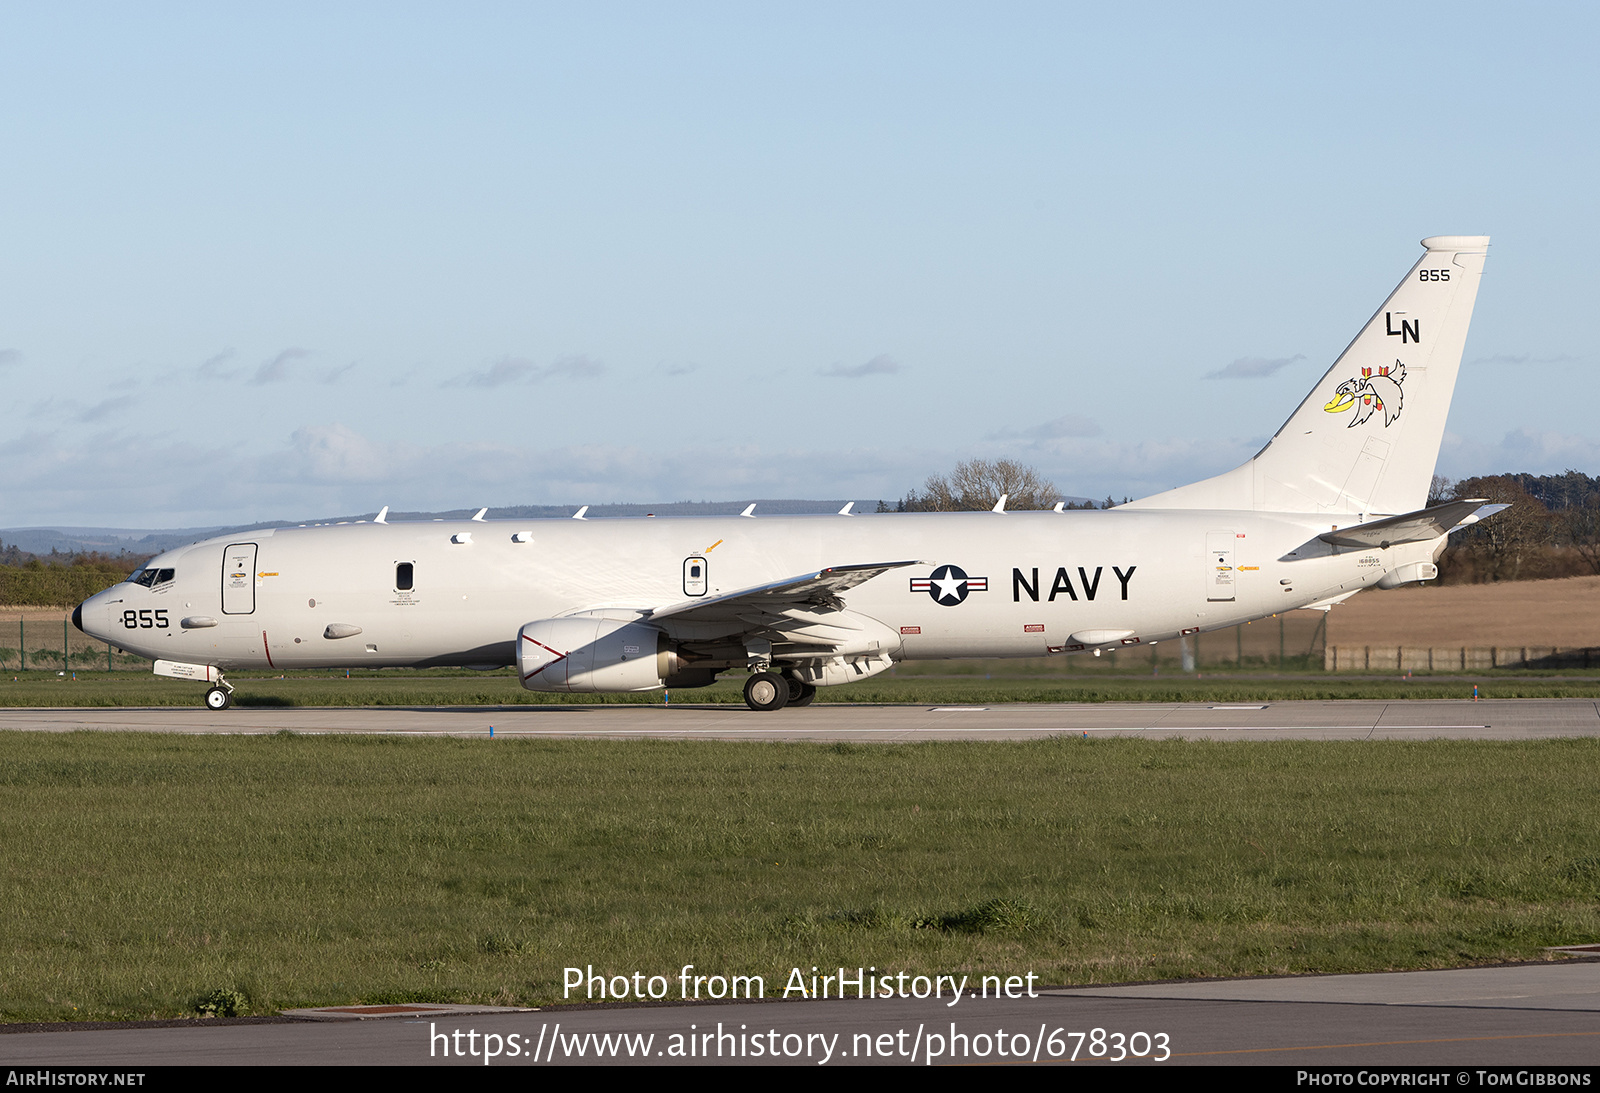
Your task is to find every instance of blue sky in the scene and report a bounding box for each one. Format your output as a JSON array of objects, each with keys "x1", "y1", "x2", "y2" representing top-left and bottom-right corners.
[{"x1": 2, "y1": 2, "x2": 1595, "y2": 526}]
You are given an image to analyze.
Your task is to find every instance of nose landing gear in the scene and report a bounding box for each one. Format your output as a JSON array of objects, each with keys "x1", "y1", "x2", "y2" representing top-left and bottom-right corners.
[{"x1": 153, "y1": 659, "x2": 235, "y2": 710}]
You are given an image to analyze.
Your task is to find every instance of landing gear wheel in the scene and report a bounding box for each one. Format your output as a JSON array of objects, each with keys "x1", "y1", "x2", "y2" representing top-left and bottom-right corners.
[
  {"x1": 744, "y1": 671, "x2": 789, "y2": 712},
  {"x1": 785, "y1": 677, "x2": 816, "y2": 707},
  {"x1": 204, "y1": 686, "x2": 232, "y2": 711}
]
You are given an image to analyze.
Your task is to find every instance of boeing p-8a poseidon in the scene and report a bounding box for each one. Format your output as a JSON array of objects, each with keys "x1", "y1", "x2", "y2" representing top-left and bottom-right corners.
[{"x1": 76, "y1": 236, "x2": 1499, "y2": 712}]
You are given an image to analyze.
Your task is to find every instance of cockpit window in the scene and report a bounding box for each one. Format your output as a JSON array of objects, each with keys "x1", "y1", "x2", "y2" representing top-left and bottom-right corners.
[{"x1": 127, "y1": 568, "x2": 175, "y2": 588}]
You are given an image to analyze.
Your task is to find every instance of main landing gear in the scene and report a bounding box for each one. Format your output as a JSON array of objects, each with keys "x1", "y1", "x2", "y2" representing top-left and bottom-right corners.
[
  {"x1": 744, "y1": 672, "x2": 787, "y2": 711},
  {"x1": 204, "y1": 679, "x2": 235, "y2": 710},
  {"x1": 787, "y1": 676, "x2": 817, "y2": 707},
  {"x1": 742, "y1": 671, "x2": 817, "y2": 712}
]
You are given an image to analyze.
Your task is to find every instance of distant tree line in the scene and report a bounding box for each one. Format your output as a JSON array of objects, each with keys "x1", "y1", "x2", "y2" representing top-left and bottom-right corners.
[
  {"x1": 882, "y1": 459, "x2": 1127, "y2": 512},
  {"x1": 1431, "y1": 471, "x2": 1600, "y2": 583}
]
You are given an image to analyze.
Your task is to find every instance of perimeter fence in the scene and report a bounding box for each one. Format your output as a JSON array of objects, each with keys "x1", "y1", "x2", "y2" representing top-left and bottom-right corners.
[
  {"x1": 1325, "y1": 645, "x2": 1600, "y2": 671},
  {"x1": 2, "y1": 614, "x2": 149, "y2": 671},
  {"x1": 3, "y1": 608, "x2": 1594, "y2": 675}
]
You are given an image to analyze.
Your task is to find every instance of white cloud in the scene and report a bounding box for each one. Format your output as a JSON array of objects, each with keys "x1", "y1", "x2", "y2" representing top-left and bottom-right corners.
[
  {"x1": 1466, "y1": 353, "x2": 1580, "y2": 367},
  {"x1": 546, "y1": 354, "x2": 605, "y2": 380},
  {"x1": 251, "y1": 347, "x2": 309, "y2": 385},
  {"x1": 284, "y1": 423, "x2": 397, "y2": 483},
  {"x1": 456, "y1": 358, "x2": 535, "y2": 387},
  {"x1": 197, "y1": 350, "x2": 239, "y2": 379},
  {"x1": 0, "y1": 421, "x2": 940, "y2": 526},
  {"x1": 0, "y1": 417, "x2": 1264, "y2": 528},
  {"x1": 819, "y1": 354, "x2": 900, "y2": 378},
  {"x1": 1205, "y1": 354, "x2": 1305, "y2": 379},
  {"x1": 1025, "y1": 434, "x2": 1261, "y2": 500},
  {"x1": 27, "y1": 396, "x2": 138, "y2": 423},
  {"x1": 448, "y1": 354, "x2": 606, "y2": 387},
  {"x1": 1439, "y1": 428, "x2": 1600, "y2": 480},
  {"x1": 986, "y1": 414, "x2": 1101, "y2": 441},
  {"x1": 78, "y1": 396, "x2": 137, "y2": 423}
]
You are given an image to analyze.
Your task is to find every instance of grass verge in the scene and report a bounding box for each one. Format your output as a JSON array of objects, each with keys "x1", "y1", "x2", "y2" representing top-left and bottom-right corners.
[{"x1": 2, "y1": 732, "x2": 1598, "y2": 1021}]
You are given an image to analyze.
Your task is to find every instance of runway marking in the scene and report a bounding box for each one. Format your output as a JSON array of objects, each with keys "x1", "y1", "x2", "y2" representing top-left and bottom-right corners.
[
  {"x1": 929, "y1": 706, "x2": 990, "y2": 711},
  {"x1": 1177, "y1": 1028, "x2": 1600, "y2": 1058},
  {"x1": 191, "y1": 723, "x2": 1497, "y2": 738},
  {"x1": 0, "y1": 722, "x2": 1498, "y2": 736}
]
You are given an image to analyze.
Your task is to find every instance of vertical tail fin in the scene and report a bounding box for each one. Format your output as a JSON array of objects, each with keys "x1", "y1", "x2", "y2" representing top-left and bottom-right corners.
[{"x1": 1127, "y1": 236, "x2": 1489, "y2": 515}]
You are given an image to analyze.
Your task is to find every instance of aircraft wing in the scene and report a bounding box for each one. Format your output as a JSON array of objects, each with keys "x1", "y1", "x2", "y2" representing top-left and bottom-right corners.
[
  {"x1": 647, "y1": 561, "x2": 919, "y2": 625},
  {"x1": 1317, "y1": 498, "x2": 1504, "y2": 549}
]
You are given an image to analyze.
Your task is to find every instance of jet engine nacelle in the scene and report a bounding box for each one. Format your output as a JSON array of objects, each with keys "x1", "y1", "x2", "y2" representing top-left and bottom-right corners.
[
  {"x1": 1377, "y1": 560, "x2": 1439, "y2": 589},
  {"x1": 517, "y1": 617, "x2": 674, "y2": 693}
]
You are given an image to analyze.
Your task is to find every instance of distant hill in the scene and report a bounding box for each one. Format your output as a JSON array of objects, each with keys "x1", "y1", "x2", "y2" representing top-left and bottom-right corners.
[
  {"x1": 0, "y1": 499, "x2": 875, "y2": 562},
  {"x1": 0, "y1": 524, "x2": 277, "y2": 559}
]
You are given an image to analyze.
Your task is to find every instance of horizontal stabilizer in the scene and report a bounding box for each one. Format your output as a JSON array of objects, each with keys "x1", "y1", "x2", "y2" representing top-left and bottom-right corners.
[
  {"x1": 1317, "y1": 498, "x2": 1493, "y2": 549},
  {"x1": 1449, "y1": 502, "x2": 1510, "y2": 531}
]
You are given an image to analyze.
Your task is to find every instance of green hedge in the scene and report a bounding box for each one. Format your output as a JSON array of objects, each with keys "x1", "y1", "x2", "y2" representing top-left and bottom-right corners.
[{"x1": 0, "y1": 564, "x2": 129, "y2": 607}]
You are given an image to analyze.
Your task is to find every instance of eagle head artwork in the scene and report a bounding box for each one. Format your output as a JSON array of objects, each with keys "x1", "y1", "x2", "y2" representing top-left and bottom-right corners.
[{"x1": 1323, "y1": 360, "x2": 1406, "y2": 427}]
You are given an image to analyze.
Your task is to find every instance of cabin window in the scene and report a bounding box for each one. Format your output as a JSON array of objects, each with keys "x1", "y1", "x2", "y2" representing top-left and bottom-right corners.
[{"x1": 396, "y1": 562, "x2": 414, "y2": 591}]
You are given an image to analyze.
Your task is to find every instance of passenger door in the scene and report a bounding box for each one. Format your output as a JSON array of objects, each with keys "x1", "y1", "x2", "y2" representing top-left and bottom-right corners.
[
  {"x1": 1206, "y1": 530, "x2": 1237, "y2": 603},
  {"x1": 222, "y1": 543, "x2": 258, "y2": 614}
]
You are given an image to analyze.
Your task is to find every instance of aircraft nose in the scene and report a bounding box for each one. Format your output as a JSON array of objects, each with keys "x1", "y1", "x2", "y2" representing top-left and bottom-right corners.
[{"x1": 71, "y1": 603, "x2": 84, "y2": 633}]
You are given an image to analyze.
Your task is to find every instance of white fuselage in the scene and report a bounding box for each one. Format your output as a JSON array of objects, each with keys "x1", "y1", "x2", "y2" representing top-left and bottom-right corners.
[
  {"x1": 69, "y1": 234, "x2": 1491, "y2": 704},
  {"x1": 75, "y1": 508, "x2": 1424, "y2": 675}
]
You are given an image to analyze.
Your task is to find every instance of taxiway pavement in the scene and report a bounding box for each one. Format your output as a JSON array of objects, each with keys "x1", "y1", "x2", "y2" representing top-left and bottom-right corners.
[
  {"x1": 1, "y1": 698, "x2": 1598, "y2": 741},
  {"x1": 4, "y1": 962, "x2": 1599, "y2": 1066}
]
